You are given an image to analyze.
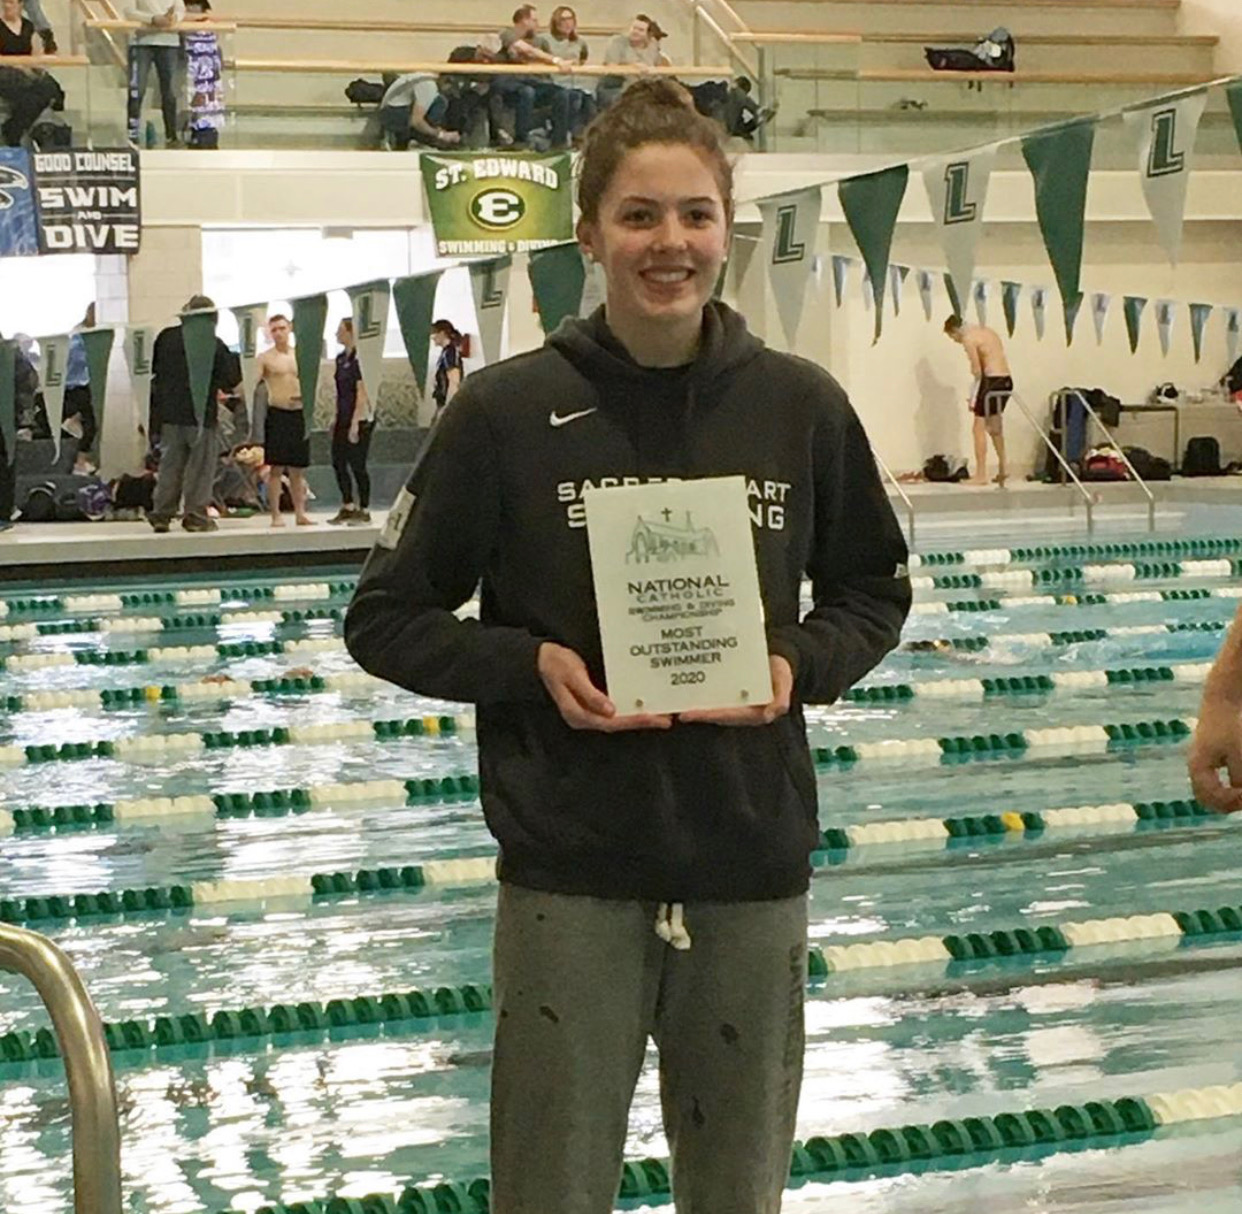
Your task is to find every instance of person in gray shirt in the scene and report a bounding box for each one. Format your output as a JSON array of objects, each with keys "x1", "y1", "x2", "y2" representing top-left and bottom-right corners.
[
  {"x1": 597, "y1": 13, "x2": 669, "y2": 111},
  {"x1": 544, "y1": 5, "x2": 593, "y2": 138},
  {"x1": 494, "y1": 4, "x2": 570, "y2": 149},
  {"x1": 125, "y1": 0, "x2": 184, "y2": 146},
  {"x1": 379, "y1": 72, "x2": 462, "y2": 149}
]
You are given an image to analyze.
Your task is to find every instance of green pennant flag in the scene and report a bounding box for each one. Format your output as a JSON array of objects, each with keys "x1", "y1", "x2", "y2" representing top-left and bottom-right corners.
[
  {"x1": 1189, "y1": 302, "x2": 1213, "y2": 363},
  {"x1": 942, "y1": 271, "x2": 962, "y2": 317},
  {"x1": 1001, "y1": 281, "x2": 1022, "y2": 337},
  {"x1": 180, "y1": 309, "x2": 218, "y2": 427},
  {"x1": 80, "y1": 328, "x2": 115, "y2": 447},
  {"x1": 0, "y1": 340, "x2": 15, "y2": 467},
  {"x1": 528, "y1": 243, "x2": 586, "y2": 334},
  {"x1": 1022, "y1": 119, "x2": 1096, "y2": 326},
  {"x1": 1123, "y1": 295, "x2": 1147, "y2": 354},
  {"x1": 1228, "y1": 81, "x2": 1242, "y2": 160},
  {"x1": 291, "y1": 293, "x2": 328, "y2": 436},
  {"x1": 838, "y1": 165, "x2": 909, "y2": 341},
  {"x1": 392, "y1": 271, "x2": 444, "y2": 394},
  {"x1": 1063, "y1": 292, "x2": 1085, "y2": 345}
]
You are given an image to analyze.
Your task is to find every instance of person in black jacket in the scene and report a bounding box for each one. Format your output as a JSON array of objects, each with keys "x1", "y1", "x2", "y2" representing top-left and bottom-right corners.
[
  {"x1": 346, "y1": 79, "x2": 910, "y2": 1214},
  {"x1": 148, "y1": 294, "x2": 241, "y2": 533}
]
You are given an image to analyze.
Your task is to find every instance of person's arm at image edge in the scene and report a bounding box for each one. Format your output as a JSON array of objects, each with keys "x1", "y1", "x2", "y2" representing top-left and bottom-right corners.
[{"x1": 1188, "y1": 603, "x2": 1242, "y2": 812}]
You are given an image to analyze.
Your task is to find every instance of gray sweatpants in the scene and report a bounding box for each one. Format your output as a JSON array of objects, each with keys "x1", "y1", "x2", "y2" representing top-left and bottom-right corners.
[
  {"x1": 491, "y1": 884, "x2": 807, "y2": 1214},
  {"x1": 151, "y1": 423, "x2": 217, "y2": 524}
]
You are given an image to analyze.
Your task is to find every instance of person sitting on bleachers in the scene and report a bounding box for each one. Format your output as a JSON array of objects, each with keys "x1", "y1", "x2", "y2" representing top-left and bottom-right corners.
[
  {"x1": 21, "y1": 0, "x2": 56, "y2": 54},
  {"x1": 493, "y1": 5, "x2": 570, "y2": 151},
  {"x1": 596, "y1": 13, "x2": 668, "y2": 111},
  {"x1": 379, "y1": 71, "x2": 462, "y2": 150},
  {"x1": 0, "y1": 0, "x2": 60, "y2": 146}
]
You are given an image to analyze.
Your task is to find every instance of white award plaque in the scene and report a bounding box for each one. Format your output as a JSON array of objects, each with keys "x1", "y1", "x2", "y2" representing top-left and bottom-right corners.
[{"x1": 583, "y1": 476, "x2": 773, "y2": 714}]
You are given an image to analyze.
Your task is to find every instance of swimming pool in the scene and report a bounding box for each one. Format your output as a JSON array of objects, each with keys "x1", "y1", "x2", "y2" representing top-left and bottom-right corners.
[{"x1": 1, "y1": 521, "x2": 1241, "y2": 1214}]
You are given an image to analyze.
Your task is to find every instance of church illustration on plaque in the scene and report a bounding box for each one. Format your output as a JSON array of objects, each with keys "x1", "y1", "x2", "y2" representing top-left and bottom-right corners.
[{"x1": 626, "y1": 510, "x2": 720, "y2": 564}]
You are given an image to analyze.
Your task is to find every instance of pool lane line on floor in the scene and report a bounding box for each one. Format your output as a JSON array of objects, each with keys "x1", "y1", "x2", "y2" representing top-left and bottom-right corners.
[
  {"x1": 4, "y1": 911, "x2": 1241, "y2": 1077},
  {"x1": 910, "y1": 585, "x2": 1242, "y2": 616},
  {"x1": 191, "y1": 1084, "x2": 1242, "y2": 1214},
  {"x1": 902, "y1": 618, "x2": 1229, "y2": 652},
  {"x1": 0, "y1": 712, "x2": 1197, "y2": 770},
  {"x1": 0, "y1": 657, "x2": 1214, "y2": 719},
  {"x1": 0, "y1": 580, "x2": 356, "y2": 618},
  {"x1": 911, "y1": 536, "x2": 1242, "y2": 570}
]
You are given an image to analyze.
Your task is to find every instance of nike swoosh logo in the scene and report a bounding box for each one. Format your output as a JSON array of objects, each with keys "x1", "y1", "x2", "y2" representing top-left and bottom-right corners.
[{"x1": 549, "y1": 408, "x2": 598, "y2": 428}]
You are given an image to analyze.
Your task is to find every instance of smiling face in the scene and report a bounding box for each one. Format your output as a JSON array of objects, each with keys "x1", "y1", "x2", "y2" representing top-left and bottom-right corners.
[
  {"x1": 627, "y1": 17, "x2": 650, "y2": 46},
  {"x1": 577, "y1": 142, "x2": 729, "y2": 360},
  {"x1": 1, "y1": 0, "x2": 21, "y2": 24}
]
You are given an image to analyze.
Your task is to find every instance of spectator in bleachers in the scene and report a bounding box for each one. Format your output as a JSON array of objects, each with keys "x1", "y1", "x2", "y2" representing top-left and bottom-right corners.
[
  {"x1": 125, "y1": 0, "x2": 185, "y2": 148},
  {"x1": 20, "y1": 0, "x2": 55, "y2": 53},
  {"x1": 596, "y1": 13, "x2": 668, "y2": 111},
  {"x1": 379, "y1": 71, "x2": 462, "y2": 150},
  {"x1": 495, "y1": 4, "x2": 570, "y2": 151},
  {"x1": 545, "y1": 6, "x2": 593, "y2": 139},
  {"x1": 0, "y1": 0, "x2": 59, "y2": 146}
]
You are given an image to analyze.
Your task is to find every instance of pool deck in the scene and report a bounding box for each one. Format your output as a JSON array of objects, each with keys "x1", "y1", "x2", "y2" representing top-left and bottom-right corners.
[{"x1": 1, "y1": 477, "x2": 1239, "y2": 584}]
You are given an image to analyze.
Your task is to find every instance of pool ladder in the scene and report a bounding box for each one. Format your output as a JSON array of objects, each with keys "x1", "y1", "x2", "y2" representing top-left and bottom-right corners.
[{"x1": 0, "y1": 923, "x2": 123, "y2": 1214}]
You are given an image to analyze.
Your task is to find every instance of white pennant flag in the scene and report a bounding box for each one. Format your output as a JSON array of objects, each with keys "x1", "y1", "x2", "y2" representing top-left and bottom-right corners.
[
  {"x1": 578, "y1": 254, "x2": 607, "y2": 319},
  {"x1": 889, "y1": 264, "x2": 908, "y2": 316},
  {"x1": 916, "y1": 269, "x2": 935, "y2": 321},
  {"x1": 861, "y1": 271, "x2": 873, "y2": 311},
  {"x1": 1155, "y1": 299, "x2": 1176, "y2": 356},
  {"x1": 831, "y1": 255, "x2": 853, "y2": 308},
  {"x1": 122, "y1": 326, "x2": 157, "y2": 435},
  {"x1": 758, "y1": 187, "x2": 822, "y2": 346},
  {"x1": 468, "y1": 257, "x2": 510, "y2": 365},
  {"x1": 347, "y1": 280, "x2": 391, "y2": 404},
  {"x1": 1225, "y1": 308, "x2": 1241, "y2": 368},
  {"x1": 1030, "y1": 287, "x2": 1048, "y2": 341},
  {"x1": 1122, "y1": 90, "x2": 1208, "y2": 265},
  {"x1": 1091, "y1": 293, "x2": 1111, "y2": 345},
  {"x1": 37, "y1": 333, "x2": 71, "y2": 459},
  {"x1": 972, "y1": 280, "x2": 989, "y2": 327},
  {"x1": 922, "y1": 146, "x2": 998, "y2": 316},
  {"x1": 230, "y1": 303, "x2": 268, "y2": 406}
]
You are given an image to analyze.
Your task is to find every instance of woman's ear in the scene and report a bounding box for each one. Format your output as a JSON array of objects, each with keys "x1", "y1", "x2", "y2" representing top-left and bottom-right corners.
[{"x1": 576, "y1": 219, "x2": 596, "y2": 264}]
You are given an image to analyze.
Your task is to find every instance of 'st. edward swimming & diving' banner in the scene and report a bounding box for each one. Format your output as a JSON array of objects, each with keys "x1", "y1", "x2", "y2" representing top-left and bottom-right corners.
[
  {"x1": 419, "y1": 152, "x2": 572, "y2": 257},
  {"x1": 0, "y1": 147, "x2": 141, "y2": 257}
]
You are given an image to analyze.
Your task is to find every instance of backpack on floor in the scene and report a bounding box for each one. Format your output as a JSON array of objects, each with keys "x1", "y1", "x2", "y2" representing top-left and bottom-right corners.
[
  {"x1": 925, "y1": 28, "x2": 1016, "y2": 73},
  {"x1": 1123, "y1": 446, "x2": 1172, "y2": 481},
  {"x1": 1182, "y1": 436, "x2": 1223, "y2": 477}
]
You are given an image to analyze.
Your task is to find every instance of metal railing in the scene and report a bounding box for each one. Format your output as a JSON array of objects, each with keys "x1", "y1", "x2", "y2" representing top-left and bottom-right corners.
[
  {"x1": 1059, "y1": 389, "x2": 1157, "y2": 533},
  {"x1": 1006, "y1": 389, "x2": 1099, "y2": 534},
  {"x1": 0, "y1": 923, "x2": 123, "y2": 1214},
  {"x1": 873, "y1": 450, "x2": 916, "y2": 547}
]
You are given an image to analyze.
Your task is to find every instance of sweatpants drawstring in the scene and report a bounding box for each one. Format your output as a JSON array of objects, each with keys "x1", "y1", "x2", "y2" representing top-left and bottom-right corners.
[{"x1": 655, "y1": 901, "x2": 692, "y2": 950}]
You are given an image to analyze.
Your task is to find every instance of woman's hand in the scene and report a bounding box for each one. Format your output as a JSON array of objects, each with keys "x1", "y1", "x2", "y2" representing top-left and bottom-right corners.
[
  {"x1": 677, "y1": 655, "x2": 793, "y2": 727},
  {"x1": 538, "y1": 642, "x2": 672, "y2": 732},
  {"x1": 1188, "y1": 691, "x2": 1242, "y2": 813}
]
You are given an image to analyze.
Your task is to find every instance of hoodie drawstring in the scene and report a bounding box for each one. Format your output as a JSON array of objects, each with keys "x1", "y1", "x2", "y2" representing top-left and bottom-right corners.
[{"x1": 655, "y1": 902, "x2": 692, "y2": 950}]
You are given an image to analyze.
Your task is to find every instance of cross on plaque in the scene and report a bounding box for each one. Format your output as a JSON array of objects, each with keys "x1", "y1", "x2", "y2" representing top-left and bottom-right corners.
[{"x1": 661, "y1": 508, "x2": 673, "y2": 522}]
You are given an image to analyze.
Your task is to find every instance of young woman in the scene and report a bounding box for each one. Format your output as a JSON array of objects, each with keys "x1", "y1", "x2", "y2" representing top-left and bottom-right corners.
[
  {"x1": 545, "y1": 5, "x2": 594, "y2": 138},
  {"x1": 327, "y1": 317, "x2": 374, "y2": 526},
  {"x1": 346, "y1": 80, "x2": 911, "y2": 1213},
  {"x1": 430, "y1": 319, "x2": 464, "y2": 417},
  {"x1": 0, "y1": 0, "x2": 58, "y2": 146}
]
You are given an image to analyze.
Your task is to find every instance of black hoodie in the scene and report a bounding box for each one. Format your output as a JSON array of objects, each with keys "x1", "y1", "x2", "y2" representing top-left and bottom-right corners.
[{"x1": 346, "y1": 302, "x2": 911, "y2": 902}]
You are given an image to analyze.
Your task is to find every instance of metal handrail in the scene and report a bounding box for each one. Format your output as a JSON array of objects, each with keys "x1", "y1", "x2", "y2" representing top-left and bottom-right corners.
[
  {"x1": 689, "y1": 2, "x2": 760, "y2": 80},
  {"x1": 0, "y1": 923, "x2": 122, "y2": 1214},
  {"x1": 1006, "y1": 389, "x2": 1097, "y2": 534},
  {"x1": 1060, "y1": 389, "x2": 1157, "y2": 533},
  {"x1": 873, "y1": 450, "x2": 916, "y2": 548}
]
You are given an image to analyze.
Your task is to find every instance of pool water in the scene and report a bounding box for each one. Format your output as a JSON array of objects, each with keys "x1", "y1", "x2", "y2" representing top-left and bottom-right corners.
[{"x1": 1, "y1": 531, "x2": 1241, "y2": 1214}]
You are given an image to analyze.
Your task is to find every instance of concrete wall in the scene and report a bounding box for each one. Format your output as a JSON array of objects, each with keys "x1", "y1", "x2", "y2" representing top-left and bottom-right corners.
[{"x1": 1179, "y1": 0, "x2": 1242, "y2": 73}]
